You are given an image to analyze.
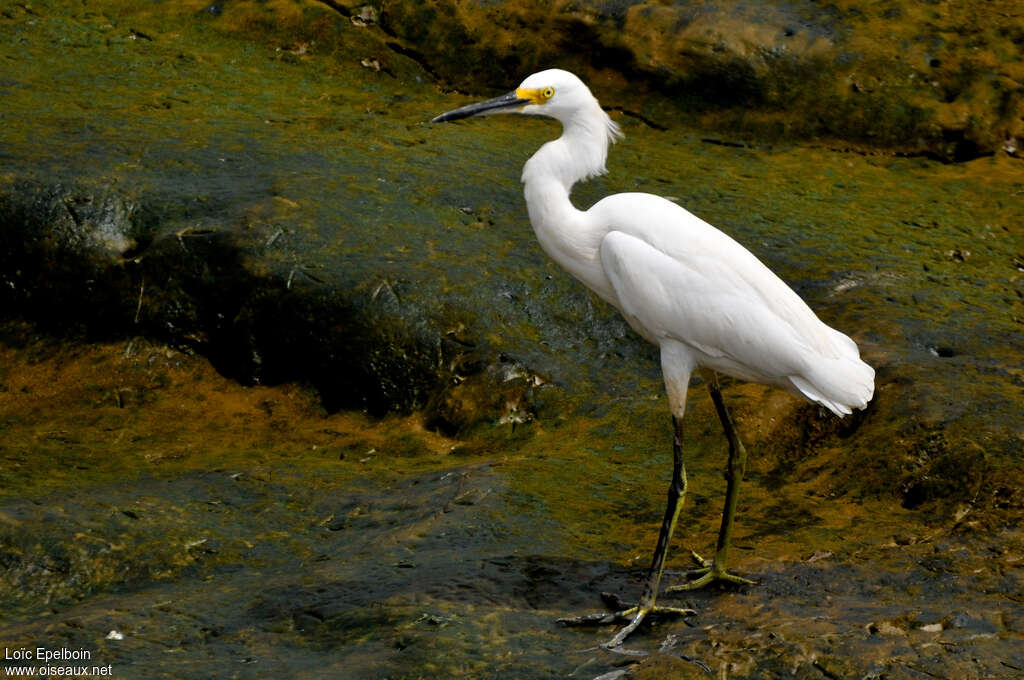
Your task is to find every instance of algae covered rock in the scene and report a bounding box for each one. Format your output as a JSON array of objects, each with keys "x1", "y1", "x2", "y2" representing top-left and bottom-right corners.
[
  {"x1": 367, "y1": 0, "x2": 1024, "y2": 158},
  {"x1": 0, "y1": 177, "x2": 505, "y2": 418}
]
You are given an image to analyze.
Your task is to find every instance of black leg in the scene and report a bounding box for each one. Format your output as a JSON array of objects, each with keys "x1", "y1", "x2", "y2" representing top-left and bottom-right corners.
[
  {"x1": 669, "y1": 370, "x2": 755, "y2": 590},
  {"x1": 603, "y1": 416, "x2": 694, "y2": 647},
  {"x1": 559, "y1": 416, "x2": 695, "y2": 646}
]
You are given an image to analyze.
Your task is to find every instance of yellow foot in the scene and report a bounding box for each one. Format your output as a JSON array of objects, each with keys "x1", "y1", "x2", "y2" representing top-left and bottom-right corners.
[
  {"x1": 558, "y1": 592, "x2": 695, "y2": 648},
  {"x1": 666, "y1": 551, "x2": 756, "y2": 591}
]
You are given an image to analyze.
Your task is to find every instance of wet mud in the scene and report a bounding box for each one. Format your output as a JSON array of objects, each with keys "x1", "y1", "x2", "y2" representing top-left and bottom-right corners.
[{"x1": 0, "y1": 328, "x2": 1021, "y2": 679}]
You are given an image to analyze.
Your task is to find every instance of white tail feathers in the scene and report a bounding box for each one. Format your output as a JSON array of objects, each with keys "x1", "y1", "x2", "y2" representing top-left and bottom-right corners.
[{"x1": 789, "y1": 352, "x2": 875, "y2": 417}]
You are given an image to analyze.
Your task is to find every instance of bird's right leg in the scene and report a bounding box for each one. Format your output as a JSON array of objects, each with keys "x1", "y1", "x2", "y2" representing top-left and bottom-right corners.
[{"x1": 669, "y1": 369, "x2": 755, "y2": 590}]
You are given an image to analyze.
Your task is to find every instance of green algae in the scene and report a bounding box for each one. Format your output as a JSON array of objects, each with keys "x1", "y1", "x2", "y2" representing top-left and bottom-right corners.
[{"x1": 1, "y1": 329, "x2": 1020, "y2": 679}]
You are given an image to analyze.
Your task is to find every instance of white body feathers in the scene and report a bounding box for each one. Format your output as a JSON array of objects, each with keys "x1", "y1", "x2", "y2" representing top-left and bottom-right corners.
[{"x1": 516, "y1": 69, "x2": 874, "y2": 417}]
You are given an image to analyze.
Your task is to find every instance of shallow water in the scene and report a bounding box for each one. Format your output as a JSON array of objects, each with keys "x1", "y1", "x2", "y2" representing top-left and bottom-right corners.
[{"x1": 1, "y1": 2, "x2": 1022, "y2": 678}]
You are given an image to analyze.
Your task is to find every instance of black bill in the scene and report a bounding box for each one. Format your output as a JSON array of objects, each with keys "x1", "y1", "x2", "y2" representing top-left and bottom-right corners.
[{"x1": 431, "y1": 90, "x2": 530, "y2": 123}]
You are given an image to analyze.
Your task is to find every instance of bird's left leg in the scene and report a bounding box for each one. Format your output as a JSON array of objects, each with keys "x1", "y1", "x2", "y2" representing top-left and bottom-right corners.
[
  {"x1": 602, "y1": 414, "x2": 696, "y2": 647},
  {"x1": 560, "y1": 344, "x2": 698, "y2": 645},
  {"x1": 669, "y1": 369, "x2": 755, "y2": 591},
  {"x1": 558, "y1": 414, "x2": 696, "y2": 646}
]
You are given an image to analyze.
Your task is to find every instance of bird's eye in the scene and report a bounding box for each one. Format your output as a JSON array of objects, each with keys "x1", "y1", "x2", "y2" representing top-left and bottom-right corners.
[{"x1": 542, "y1": 87, "x2": 555, "y2": 100}]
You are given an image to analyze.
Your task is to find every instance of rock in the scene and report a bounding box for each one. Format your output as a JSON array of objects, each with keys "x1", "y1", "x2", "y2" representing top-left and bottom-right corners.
[
  {"x1": 366, "y1": 0, "x2": 1024, "y2": 159},
  {"x1": 0, "y1": 181, "x2": 142, "y2": 338},
  {"x1": 0, "y1": 177, "x2": 486, "y2": 416}
]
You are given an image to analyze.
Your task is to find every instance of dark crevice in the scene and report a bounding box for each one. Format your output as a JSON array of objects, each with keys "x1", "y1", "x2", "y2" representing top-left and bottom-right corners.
[
  {"x1": 606, "y1": 107, "x2": 668, "y2": 131},
  {"x1": 384, "y1": 41, "x2": 440, "y2": 82},
  {"x1": 312, "y1": 0, "x2": 441, "y2": 83},
  {"x1": 311, "y1": 0, "x2": 351, "y2": 18}
]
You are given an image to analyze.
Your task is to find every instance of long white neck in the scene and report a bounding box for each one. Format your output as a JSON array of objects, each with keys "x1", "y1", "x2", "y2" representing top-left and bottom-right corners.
[
  {"x1": 521, "y1": 104, "x2": 617, "y2": 197},
  {"x1": 520, "y1": 105, "x2": 621, "y2": 300}
]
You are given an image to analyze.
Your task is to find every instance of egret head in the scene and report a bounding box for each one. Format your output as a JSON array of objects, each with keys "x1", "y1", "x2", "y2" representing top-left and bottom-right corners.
[
  {"x1": 513, "y1": 69, "x2": 595, "y2": 122},
  {"x1": 432, "y1": 69, "x2": 618, "y2": 135}
]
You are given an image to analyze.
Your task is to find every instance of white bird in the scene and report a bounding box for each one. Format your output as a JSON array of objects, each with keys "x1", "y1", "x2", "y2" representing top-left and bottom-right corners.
[{"x1": 432, "y1": 69, "x2": 874, "y2": 647}]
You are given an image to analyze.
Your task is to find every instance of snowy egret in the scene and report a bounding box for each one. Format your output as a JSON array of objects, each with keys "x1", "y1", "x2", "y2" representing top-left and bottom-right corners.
[{"x1": 432, "y1": 69, "x2": 874, "y2": 647}]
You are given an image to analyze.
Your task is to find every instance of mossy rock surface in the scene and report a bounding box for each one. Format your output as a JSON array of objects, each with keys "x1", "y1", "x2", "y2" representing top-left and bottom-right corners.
[{"x1": 357, "y1": 0, "x2": 1024, "y2": 158}]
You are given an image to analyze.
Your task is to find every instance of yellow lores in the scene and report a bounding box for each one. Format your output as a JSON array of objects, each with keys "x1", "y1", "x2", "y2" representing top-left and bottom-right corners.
[{"x1": 516, "y1": 86, "x2": 556, "y2": 106}]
